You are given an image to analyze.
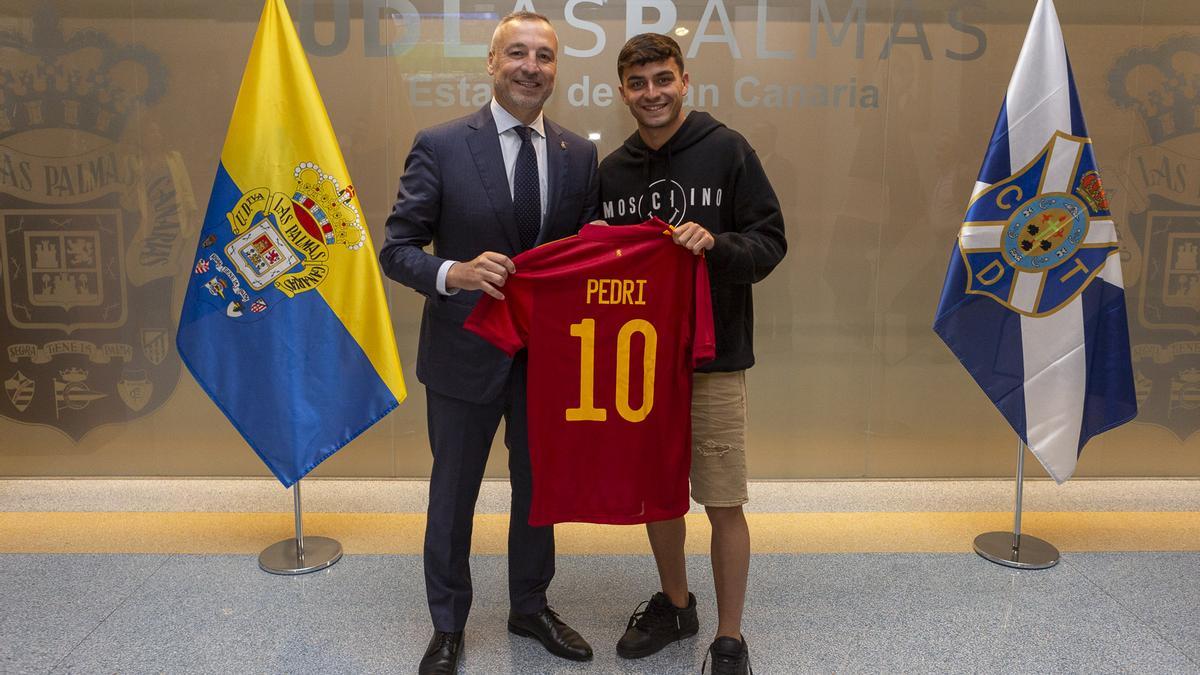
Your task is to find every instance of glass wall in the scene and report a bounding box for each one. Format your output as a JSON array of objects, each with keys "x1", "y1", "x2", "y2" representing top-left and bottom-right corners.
[{"x1": 0, "y1": 0, "x2": 1197, "y2": 480}]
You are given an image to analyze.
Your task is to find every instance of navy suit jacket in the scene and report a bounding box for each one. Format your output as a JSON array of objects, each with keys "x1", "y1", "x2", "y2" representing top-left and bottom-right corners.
[{"x1": 380, "y1": 105, "x2": 600, "y2": 404}]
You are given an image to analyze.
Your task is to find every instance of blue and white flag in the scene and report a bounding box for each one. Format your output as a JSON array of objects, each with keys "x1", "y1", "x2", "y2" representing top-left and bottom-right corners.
[{"x1": 933, "y1": 0, "x2": 1137, "y2": 482}]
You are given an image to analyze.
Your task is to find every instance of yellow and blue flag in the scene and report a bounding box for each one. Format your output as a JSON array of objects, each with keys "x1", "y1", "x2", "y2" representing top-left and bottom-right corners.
[{"x1": 176, "y1": 0, "x2": 405, "y2": 487}]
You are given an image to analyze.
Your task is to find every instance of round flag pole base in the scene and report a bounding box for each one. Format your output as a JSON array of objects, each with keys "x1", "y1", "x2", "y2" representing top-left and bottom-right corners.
[
  {"x1": 258, "y1": 536, "x2": 342, "y2": 575},
  {"x1": 973, "y1": 531, "x2": 1059, "y2": 570}
]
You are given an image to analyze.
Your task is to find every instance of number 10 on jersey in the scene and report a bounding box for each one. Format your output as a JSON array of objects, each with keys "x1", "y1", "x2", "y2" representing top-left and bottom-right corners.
[{"x1": 567, "y1": 318, "x2": 658, "y2": 423}]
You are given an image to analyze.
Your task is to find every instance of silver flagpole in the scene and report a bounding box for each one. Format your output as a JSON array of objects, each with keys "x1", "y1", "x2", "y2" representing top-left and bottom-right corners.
[
  {"x1": 973, "y1": 439, "x2": 1060, "y2": 569},
  {"x1": 259, "y1": 479, "x2": 343, "y2": 574}
]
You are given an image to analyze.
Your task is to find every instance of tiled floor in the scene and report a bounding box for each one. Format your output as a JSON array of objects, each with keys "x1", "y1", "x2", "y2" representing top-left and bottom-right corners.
[
  {"x1": 2, "y1": 479, "x2": 1198, "y2": 673},
  {"x1": 3, "y1": 552, "x2": 1198, "y2": 673}
]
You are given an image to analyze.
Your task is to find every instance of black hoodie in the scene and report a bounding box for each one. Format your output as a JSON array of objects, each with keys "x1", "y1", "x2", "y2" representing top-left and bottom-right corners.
[{"x1": 599, "y1": 111, "x2": 787, "y2": 373}]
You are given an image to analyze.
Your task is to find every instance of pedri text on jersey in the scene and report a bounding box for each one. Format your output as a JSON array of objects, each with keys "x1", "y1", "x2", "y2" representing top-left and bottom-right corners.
[{"x1": 587, "y1": 279, "x2": 648, "y2": 306}]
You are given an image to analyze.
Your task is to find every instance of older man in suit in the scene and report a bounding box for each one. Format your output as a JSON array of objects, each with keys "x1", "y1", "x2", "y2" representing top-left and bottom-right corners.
[{"x1": 379, "y1": 11, "x2": 599, "y2": 675}]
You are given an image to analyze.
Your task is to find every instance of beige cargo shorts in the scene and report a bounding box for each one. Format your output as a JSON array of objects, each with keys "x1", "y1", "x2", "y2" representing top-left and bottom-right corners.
[{"x1": 689, "y1": 370, "x2": 749, "y2": 507}]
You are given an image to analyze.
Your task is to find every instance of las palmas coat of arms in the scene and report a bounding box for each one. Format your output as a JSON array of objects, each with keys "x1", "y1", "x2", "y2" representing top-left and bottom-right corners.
[
  {"x1": 0, "y1": 5, "x2": 194, "y2": 441},
  {"x1": 190, "y1": 163, "x2": 365, "y2": 320},
  {"x1": 1107, "y1": 35, "x2": 1200, "y2": 441}
]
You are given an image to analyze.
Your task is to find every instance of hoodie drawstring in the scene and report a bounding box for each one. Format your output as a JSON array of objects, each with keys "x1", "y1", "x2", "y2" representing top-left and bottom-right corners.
[{"x1": 642, "y1": 144, "x2": 674, "y2": 190}]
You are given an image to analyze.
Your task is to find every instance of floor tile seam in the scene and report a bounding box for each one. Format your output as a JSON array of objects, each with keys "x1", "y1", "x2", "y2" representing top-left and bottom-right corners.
[
  {"x1": 1062, "y1": 557, "x2": 1200, "y2": 670},
  {"x1": 0, "y1": 506, "x2": 1155, "y2": 514},
  {"x1": 46, "y1": 552, "x2": 175, "y2": 674},
  {"x1": 4, "y1": 479, "x2": 1200, "y2": 514},
  {"x1": 19, "y1": 508, "x2": 1200, "y2": 513},
  {"x1": 834, "y1": 633, "x2": 859, "y2": 672},
  {"x1": 5, "y1": 512, "x2": 1200, "y2": 554}
]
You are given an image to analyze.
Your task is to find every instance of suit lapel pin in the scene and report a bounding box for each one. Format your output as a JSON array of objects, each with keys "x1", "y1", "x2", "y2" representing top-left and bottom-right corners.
[{"x1": 560, "y1": 140, "x2": 567, "y2": 150}]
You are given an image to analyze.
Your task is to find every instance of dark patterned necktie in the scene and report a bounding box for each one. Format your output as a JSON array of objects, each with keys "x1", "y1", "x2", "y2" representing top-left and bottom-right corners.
[{"x1": 512, "y1": 125, "x2": 541, "y2": 251}]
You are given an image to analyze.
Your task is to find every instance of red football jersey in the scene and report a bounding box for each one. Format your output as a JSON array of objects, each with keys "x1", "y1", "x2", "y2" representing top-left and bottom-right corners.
[{"x1": 465, "y1": 218, "x2": 716, "y2": 526}]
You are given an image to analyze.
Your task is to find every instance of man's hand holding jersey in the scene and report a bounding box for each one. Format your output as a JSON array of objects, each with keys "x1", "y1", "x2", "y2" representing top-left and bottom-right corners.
[{"x1": 447, "y1": 251, "x2": 516, "y2": 300}]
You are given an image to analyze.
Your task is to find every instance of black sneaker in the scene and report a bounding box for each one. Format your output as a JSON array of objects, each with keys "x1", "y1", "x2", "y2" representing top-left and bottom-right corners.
[
  {"x1": 615, "y1": 591, "x2": 699, "y2": 659},
  {"x1": 703, "y1": 635, "x2": 751, "y2": 675}
]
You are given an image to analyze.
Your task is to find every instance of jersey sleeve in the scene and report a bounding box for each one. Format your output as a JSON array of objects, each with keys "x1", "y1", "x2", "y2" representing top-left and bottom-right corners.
[
  {"x1": 464, "y1": 283, "x2": 528, "y2": 357},
  {"x1": 691, "y1": 254, "x2": 717, "y2": 367}
]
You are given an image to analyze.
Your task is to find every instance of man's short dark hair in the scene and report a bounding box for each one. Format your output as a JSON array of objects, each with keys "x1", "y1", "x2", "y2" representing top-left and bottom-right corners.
[
  {"x1": 498, "y1": 9, "x2": 551, "y2": 26},
  {"x1": 617, "y1": 33, "x2": 684, "y2": 81},
  {"x1": 491, "y1": 11, "x2": 554, "y2": 53}
]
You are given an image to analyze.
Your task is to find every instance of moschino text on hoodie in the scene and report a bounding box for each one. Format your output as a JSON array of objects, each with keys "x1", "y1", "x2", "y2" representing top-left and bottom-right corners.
[{"x1": 599, "y1": 111, "x2": 788, "y2": 373}]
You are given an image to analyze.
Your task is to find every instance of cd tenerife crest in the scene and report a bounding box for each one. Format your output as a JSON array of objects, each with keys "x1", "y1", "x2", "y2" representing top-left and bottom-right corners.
[{"x1": 957, "y1": 131, "x2": 1121, "y2": 318}]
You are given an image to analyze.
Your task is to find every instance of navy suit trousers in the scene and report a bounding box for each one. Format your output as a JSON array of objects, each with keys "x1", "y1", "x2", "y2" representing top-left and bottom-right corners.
[{"x1": 423, "y1": 354, "x2": 554, "y2": 631}]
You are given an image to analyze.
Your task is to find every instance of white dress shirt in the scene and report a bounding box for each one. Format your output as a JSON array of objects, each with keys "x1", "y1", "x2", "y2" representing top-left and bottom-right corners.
[{"x1": 436, "y1": 99, "x2": 549, "y2": 295}]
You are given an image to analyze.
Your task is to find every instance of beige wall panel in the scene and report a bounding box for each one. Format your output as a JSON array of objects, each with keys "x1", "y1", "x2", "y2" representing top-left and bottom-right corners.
[{"x1": 0, "y1": 1, "x2": 1196, "y2": 480}]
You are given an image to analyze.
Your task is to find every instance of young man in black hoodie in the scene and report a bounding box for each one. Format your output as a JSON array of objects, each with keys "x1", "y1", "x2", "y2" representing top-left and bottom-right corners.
[{"x1": 598, "y1": 33, "x2": 786, "y2": 675}]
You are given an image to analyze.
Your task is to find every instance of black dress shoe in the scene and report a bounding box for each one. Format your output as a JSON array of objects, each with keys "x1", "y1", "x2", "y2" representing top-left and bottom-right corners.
[
  {"x1": 507, "y1": 606, "x2": 593, "y2": 661},
  {"x1": 418, "y1": 631, "x2": 463, "y2": 675}
]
